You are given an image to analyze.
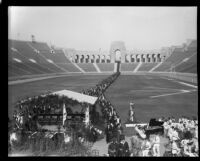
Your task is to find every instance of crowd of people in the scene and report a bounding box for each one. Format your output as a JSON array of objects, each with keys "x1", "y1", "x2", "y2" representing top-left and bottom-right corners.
[
  {"x1": 128, "y1": 116, "x2": 198, "y2": 157},
  {"x1": 107, "y1": 135, "x2": 130, "y2": 157},
  {"x1": 163, "y1": 116, "x2": 198, "y2": 157},
  {"x1": 9, "y1": 71, "x2": 198, "y2": 157},
  {"x1": 9, "y1": 72, "x2": 121, "y2": 155}
]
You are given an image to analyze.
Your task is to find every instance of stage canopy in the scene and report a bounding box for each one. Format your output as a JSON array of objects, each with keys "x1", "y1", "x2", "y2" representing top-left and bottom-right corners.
[{"x1": 52, "y1": 90, "x2": 98, "y2": 105}]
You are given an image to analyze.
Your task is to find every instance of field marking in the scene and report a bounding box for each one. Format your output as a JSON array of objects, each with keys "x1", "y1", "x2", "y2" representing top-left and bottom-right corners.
[
  {"x1": 160, "y1": 76, "x2": 174, "y2": 81},
  {"x1": 174, "y1": 81, "x2": 198, "y2": 89},
  {"x1": 150, "y1": 89, "x2": 196, "y2": 98}
]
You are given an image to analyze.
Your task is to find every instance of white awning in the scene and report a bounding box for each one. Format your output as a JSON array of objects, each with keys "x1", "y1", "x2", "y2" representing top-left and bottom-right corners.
[{"x1": 52, "y1": 90, "x2": 98, "y2": 105}]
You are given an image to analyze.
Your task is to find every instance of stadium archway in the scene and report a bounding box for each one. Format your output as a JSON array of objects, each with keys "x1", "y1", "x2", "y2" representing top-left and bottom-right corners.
[
  {"x1": 115, "y1": 49, "x2": 121, "y2": 62},
  {"x1": 110, "y1": 41, "x2": 126, "y2": 63}
]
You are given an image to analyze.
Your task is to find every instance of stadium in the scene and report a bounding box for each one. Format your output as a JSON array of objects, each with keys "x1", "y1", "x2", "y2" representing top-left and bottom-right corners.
[{"x1": 8, "y1": 7, "x2": 197, "y2": 157}]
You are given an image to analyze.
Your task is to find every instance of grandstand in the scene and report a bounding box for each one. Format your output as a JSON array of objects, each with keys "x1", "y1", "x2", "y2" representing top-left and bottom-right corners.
[
  {"x1": 8, "y1": 39, "x2": 197, "y2": 78},
  {"x1": 97, "y1": 63, "x2": 114, "y2": 72},
  {"x1": 120, "y1": 63, "x2": 139, "y2": 72},
  {"x1": 137, "y1": 63, "x2": 158, "y2": 72},
  {"x1": 175, "y1": 53, "x2": 197, "y2": 73},
  {"x1": 153, "y1": 48, "x2": 197, "y2": 73},
  {"x1": 76, "y1": 63, "x2": 97, "y2": 72}
]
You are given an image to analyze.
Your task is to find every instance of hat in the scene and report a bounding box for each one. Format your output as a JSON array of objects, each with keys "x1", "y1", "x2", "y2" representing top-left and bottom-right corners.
[
  {"x1": 119, "y1": 135, "x2": 125, "y2": 141},
  {"x1": 112, "y1": 137, "x2": 117, "y2": 142}
]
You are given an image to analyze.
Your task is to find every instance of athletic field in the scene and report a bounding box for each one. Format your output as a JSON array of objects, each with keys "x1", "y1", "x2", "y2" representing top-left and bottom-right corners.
[{"x1": 8, "y1": 74, "x2": 198, "y2": 127}]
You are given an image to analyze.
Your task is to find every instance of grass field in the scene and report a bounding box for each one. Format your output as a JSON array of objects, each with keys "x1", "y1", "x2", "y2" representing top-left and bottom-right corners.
[{"x1": 8, "y1": 74, "x2": 198, "y2": 127}]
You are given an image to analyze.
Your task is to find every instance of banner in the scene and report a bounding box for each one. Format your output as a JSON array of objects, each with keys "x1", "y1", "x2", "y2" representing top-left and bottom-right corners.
[{"x1": 63, "y1": 103, "x2": 67, "y2": 126}]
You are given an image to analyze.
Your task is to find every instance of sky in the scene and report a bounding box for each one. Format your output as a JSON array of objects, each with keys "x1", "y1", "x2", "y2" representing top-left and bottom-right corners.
[{"x1": 8, "y1": 7, "x2": 197, "y2": 51}]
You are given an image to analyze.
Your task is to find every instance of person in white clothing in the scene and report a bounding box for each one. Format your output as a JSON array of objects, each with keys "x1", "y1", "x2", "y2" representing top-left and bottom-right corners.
[
  {"x1": 142, "y1": 138, "x2": 151, "y2": 157},
  {"x1": 152, "y1": 135, "x2": 160, "y2": 157},
  {"x1": 171, "y1": 140, "x2": 180, "y2": 156}
]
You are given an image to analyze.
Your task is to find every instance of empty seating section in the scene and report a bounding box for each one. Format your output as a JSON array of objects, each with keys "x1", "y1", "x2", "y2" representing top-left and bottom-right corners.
[
  {"x1": 154, "y1": 49, "x2": 196, "y2": 72},
  {"x1": 8, "y1": 64, "x2": 32, "y2": 76},
  {"x1": 154, "y1": 62, "x2": 172, "y2": 72},
  {"x1": 9, "y1": 40, "x2": 64, "y2": 74},
  {"x1": 77, "y1": 63, "x2": 97, "y2": 72},
  {"x1": 9, "y1": 49, "x2": 55, "y2": 74},
  {"x1": 97, "y1": 63, "x2": 114, "y2": 72},
  {"x1": 8, "y1": 39, "x2": 197, "y2": 77},
  {"x1": 56, "y1": 63, "x2": 81, "y2": 72},
  {"x1": 29, "y1": 42, "x2": 51, "y2": 52},
  {"x1": 175, "y1": 53, "x2": 197, "y2": 73},
  {"x1": 137, "y1": 63, "x2": 158, "y2": 72},
  {"x1": 53, "y1": 49, "x2": 71, "y2": 63},
  {"x1": 121, "y1": 63, "x2": 139, "y2": 71}
]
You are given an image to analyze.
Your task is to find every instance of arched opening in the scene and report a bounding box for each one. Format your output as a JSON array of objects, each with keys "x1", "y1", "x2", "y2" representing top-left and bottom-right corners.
[
  {"x1": 91, "y1": 55, "x2": 95, "y2": 63},
  {"x1": 80, "y1": 55, "x2": 84, "y2": 63},
  {"x1": 157, "y1": 54, "x2": 161, "y2": 62},
  {"x1": 75, "y1": 55, "x2": 79, "y2": 63},
  {"x1": 152, "y1": 54, "x2": 156, "y2": 63},
  {"x1": 96, "y1": 55, "x2": 100, "y2": 63},
  {"x1": 101, "y1": 55, "x2": 105, "y2": 63},
  {"x1": 141, "y1": 54, "x2": 145, "y2": 62},
  {"x1": 85, "y1": 55, "x2": 89, "y2": 63},
  {"x1": 106, "y1": 55, "x2": 110, "y2": 63},
  {"x1": 131, "y1": 55, "x2": 135, "y2": 63},
  {"x1": 115, "y1": 49, "x2": 121, "y2": 62},
  {"x1": 147, "y1": 54, "x2": 150, "y2": 63},
  {"x1": 136, "y1": 54, "x2": 140, "y2": 62}
]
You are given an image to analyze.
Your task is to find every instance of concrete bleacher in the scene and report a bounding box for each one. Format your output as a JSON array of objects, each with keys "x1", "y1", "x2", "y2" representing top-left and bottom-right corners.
[
  {"x1": 9, "y1": 49, "x2": 54, "y2": 76},
  {"x1": 120, "y1": 63, "x2": 139, "y2": 72},
  {"x1": 53, "y1": 49, "x2": 71, "y2": 63},
  {"x1": 56, "y1": 63, "x2": 81, "y2": 72},
  {"x1": 137, "y1": 63, "x2": 158, "y2": 72},
  {"x1": 175, "y1": 53, "x2": 197, "y2": 73},
  {"x1": 97, "y1": 63, "x2": 114, "y2": 72},
  {"x1": 9, "y1": 40, "x2": 65, "y2": 74},
  {"x1": 76, "y1": 63, "x2": 97, "y2": 72},
  {"x1": 154, "y1": 48, "x2": 196, "y2": 72}
]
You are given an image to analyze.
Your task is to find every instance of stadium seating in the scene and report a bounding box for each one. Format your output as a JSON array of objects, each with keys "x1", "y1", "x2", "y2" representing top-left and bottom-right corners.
[
  {"x1": 56, "y1": 63, "x2": 81, "y2": 72},
  {"x1": 154, "y1": 48, "x2": 197, "y2": 72},
  {"x1": 9, "y1": 50, "x2": 52, "y2": 75},
  {"x1": 76, "y1": 63, "x2": 97, "y2": 72},
  {"x1": 97, "y1": 63, "x2": 114, "y2": 72},
  {"x1": 53, "y1": 49, "x2": 71, "y2": 63},
  {"x1": 175, "y1": 53, "x2": 197, "y2": 73},
  {"x1": 137, "y1": 63, "x2": 158, "y2": 72},
  {"x1": 120, "y1": 63, "x2": 139, "y2": 72},
  {"x1": 9, "y1": 40, "x2": 65, "y2": 74}
]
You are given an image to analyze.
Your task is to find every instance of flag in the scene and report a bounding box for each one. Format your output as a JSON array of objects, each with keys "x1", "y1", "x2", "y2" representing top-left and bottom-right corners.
[
  {"x1": 63, "y1": 103, "x2": 67, "y2": 126},
  {"x1": 85, "y1": 106, "x2": 89, "y2": 126}
]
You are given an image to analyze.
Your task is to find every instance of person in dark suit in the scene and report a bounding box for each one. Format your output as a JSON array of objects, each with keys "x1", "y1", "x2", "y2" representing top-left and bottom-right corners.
[
  {"x1": 118, "y1": 135, "x2": 130, "y2": 156},
  {"x1": 108, "y1": 137, "x2": 119, "y2": 157}
]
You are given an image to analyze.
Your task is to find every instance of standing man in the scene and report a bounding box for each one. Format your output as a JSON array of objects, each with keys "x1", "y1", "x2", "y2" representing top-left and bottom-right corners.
[
  {"x1": 142, "y1": 138, "x2": 152, "y2": 157},
  {"x1": 152, "y1": 134, "x2": 160, "y2": 156},
  {"x1": 118, "y1": 135, "x2": 130, "y2": 156},
  {"x1": 108, "y1": 137, "x2": 119, "y2": 157}
]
